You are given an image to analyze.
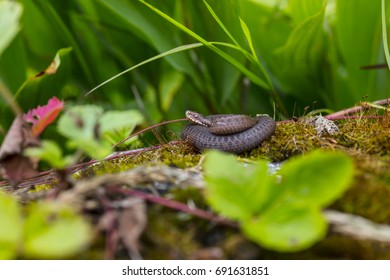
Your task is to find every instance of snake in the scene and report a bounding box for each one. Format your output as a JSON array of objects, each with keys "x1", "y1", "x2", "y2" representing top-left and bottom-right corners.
[{"x1": 181, "y1": 110, "x2": 276, "y2": 154}]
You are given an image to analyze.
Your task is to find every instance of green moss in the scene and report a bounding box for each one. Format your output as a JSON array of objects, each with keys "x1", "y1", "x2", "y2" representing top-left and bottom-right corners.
[
  {"x1": 332, "y1": 152, "x2": 390, "y2": 223},
  {"x1": 28, "y1": 183, "x2": 54, "y2": 192},
  {"x1": 250, "y1": 121, "x2": 322, "y2": 161},
  {"x1": 75, "y1": 143, "x2": 201, "y2": 179},
  {"x1": 335, "y1": 114, "x2": 390, "y2": 155}
]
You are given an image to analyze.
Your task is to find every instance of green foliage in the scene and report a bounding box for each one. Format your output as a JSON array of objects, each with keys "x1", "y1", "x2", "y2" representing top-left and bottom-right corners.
[
  {"x1": 0, "y1": 192, "x2": 91, "y2": 259},
  {"x1": 99, "y1": 109, "x2": 144, "y2": 146},
  {"x1": 25, "y1": 105, "x2": 144, "y2": 168},
  {"x1": 1, "y1": 0, "x2": 389, "y2": 140},
  {"x1": 204, "y1": 150, "x2": 354, "y2": 252},
  {"x1": 24, "y1": 140, "x2": 73, "y2": 169},
  {"x1": 0, "y1": 192, "x2": 23, "y2": 259},
  {"x1": 58, "y1": 105, "x2": 144, "y2": 159},
  {"x1": 23, "y1": 202, "x2": 91, "y2": 259}
]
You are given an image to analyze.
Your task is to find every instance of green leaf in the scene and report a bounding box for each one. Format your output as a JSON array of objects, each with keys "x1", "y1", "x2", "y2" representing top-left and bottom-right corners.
[
  {"x1": 24, "y1": 140, "x2": 73, "y2": 169},
  {"x1": 98, "y1": 0, "x2": 196, "y2": 77},
  {"x1": 335, "y1": 0, "x2": 382, "y2": 107},
  {"x1": 23, "y1": 203, "x2": 91, "y2": 259},
  {"x1": 0, "y1": 1, "x2": 22, "y2": 57},
  {"x1": 57, "y1": 105, "x2": 111, "y2": 159},
  {"x1": 287, "y1": 0, "x2": 325, "y2": 25},
  {"x1": 275, "y1": 9, "x2": 325, "y2": 98},
  {"x1": 204, "y1": 149, "x2": 354, "y2": 252},
  {"x1": 275, "y1": 150, "x2": 354, "y2": 207},
  {"x1": 242, "y1": 204, "x2": 327, "y2": 252},
  {"x1": 238, "y1": 17, "x2": 258, "y2": 62},
  {"x1": 0, "y1": 193, "x2": 23, "y2": 259},
  {"x1": 100, "y1": 110, "x2": 144, "y2": 146},
  {"x1": 100, "y1": 110, "x2": 144, "y2": 135},
  {"x1": 58, "y1": 105, "x2": 102, "y2": 139},
  {"x1": 204, "y1": 151, "x2": 272, "y2": 220}
]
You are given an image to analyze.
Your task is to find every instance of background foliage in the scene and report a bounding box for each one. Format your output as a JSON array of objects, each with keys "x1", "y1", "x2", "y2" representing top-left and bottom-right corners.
[{"x1": 1, "y1": 0, "x2": 389, "y2": 141}]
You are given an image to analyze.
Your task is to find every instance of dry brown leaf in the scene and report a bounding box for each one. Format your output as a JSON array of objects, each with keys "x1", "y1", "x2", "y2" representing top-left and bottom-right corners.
[{"x1": 0, "y1": 116, "x2": 40, "y2": 182}]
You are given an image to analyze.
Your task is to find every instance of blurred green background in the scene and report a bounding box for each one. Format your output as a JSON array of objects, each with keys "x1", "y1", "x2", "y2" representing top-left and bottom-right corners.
[{"x1": 1, "y1": 0, "x2": 389, "y2": 141}]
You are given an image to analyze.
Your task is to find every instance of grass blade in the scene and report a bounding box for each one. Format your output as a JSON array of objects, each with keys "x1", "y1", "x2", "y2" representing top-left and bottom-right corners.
[
  {"x1": 382, "y1": 0, "x2": 390, "y2": 70},
  {"x1": 202, "y1": 0, "x2": 240, "y2": 47},
  {"x1": 138, "y1": 0, "x2": 271, "y2": 90},
  {"x1": 86, "y1": 43, "x2": 204, "y2": 95}
]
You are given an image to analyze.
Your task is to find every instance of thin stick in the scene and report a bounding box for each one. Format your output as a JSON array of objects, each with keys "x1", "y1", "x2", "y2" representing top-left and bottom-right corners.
[{"x1": 326, "y1": 98, "x2": 390, "y2": 120}]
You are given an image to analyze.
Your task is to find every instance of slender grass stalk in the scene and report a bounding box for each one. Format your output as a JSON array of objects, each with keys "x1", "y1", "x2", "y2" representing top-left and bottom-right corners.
[
  {"x1": 202, "y1": 0, "x2": 240, "y2": 47},
  {"x1": 86, "y1": 41, "x2": 267, "y2": 96},
  {"x1": 138, "y1": 0, "x2": 271, "y2": 90},
  {"x1": 382, "y1": 0, "x2": 390, "y2": 70},
  {"x1": 0, "y1": 79, "x2": 22, "y2": 116},
  {"x1": 86, "y1": 43, "x2": 204, "y2": 95}
]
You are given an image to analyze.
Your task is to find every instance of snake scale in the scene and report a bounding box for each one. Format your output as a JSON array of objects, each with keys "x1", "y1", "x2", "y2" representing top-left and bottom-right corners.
[{"x1": 181, "y1": 111, "x2": 276, "y2": 154}]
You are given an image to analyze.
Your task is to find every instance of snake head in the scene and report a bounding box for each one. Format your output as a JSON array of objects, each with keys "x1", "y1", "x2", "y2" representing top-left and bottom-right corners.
[{"x1": 185, "y1": 110, "x2": 211, "y2": 127}]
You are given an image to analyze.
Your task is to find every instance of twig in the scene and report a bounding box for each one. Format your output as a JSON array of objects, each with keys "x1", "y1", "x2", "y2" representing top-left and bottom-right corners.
[
  {"x1": 108, "y1": 186, "x2": 237, "y2": 228},
  {"x1": 113, "y1": 118, "x2": 187, "y2": 148},
  {"x1": 324, "y1": 210, "x2": 390, "y2": 243},
  {"x1": 326, "y1": 98, "x2": 390, "y2": 120}
]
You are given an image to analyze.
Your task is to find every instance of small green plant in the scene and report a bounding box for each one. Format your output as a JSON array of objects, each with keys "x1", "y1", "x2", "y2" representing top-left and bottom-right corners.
[
  {"x1": 203, "y1": 149, "x2": 354, "y2": 252},
  {"x1": 0, "y1": 192, "x2": 91, "y2": 259},
  {"x1": 25, "y1": 104, "x2": 144, "y2": 168}
]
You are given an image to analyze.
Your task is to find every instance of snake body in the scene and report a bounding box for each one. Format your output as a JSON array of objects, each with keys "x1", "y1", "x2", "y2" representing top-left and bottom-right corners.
[{"x1": 181, "y1": 111, "x2": 276, "y2": 154}]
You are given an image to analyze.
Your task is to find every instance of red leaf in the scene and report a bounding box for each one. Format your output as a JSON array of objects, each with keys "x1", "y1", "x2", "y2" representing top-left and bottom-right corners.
[{"x1": 24, "y1": 97, "x2": 64, "y2": 136}]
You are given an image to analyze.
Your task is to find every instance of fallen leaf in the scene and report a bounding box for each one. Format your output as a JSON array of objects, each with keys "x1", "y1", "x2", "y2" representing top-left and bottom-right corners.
[{"x1": 0, "y1": 116, "x2": 40, "y2": 182}]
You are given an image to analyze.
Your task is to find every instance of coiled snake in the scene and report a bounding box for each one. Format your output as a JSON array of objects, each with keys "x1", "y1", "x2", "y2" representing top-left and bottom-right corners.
[{"x1": 181, "y1": 111, "x2": 276, "y2": 154}]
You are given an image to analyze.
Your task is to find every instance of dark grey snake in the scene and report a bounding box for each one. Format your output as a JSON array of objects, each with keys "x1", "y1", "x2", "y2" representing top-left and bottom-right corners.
[{"x1": 181, "y1": 111, "x2": 276, "y2": 154}]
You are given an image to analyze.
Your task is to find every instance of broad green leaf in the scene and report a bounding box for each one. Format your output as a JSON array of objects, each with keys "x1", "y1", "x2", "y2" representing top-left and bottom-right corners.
[
  {"x1": 335, "y1": 0, "x2": 383, "y2": 107},
  {"x1": 100, "y1": 110, "x2": 144, "y2": 134},
  {"x1": 100, "y1": 110, "x2": 144, "y2": 146},
  {"x1": 275, "y1": 9, "x2": 325, "y2": 97},
  {"x1": 24, "y1": 203, "x2": 91, "y2": 259},
  {"x1": 98, "y1": 0, "x2": 196, "y2": 77},
  {"x1": 242, "y1": 204, "x2": 327, "y2": 252},
  {"x1": 24, "y1": 140, "x2": 73, "y2": 169},
  {"x1": 204, "y1": 151, "x2": 272, "y2": 220},
  {"x1": 275, "y1": 150, "x2": 354, "y2": 207},
  {"x1": 0, "y1": 193, "x2": 22, "y2": 259},
  {"x1": 0, "y1": 1, "x2": 22, "y2": 57},
  {"x1": 57, "y1": 105, "x2": 111, "y2": 159},
  {"x1": 58, "y1": 105, "x2": 103, "y2": 140}
]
